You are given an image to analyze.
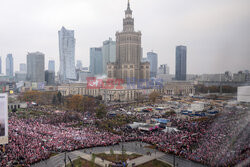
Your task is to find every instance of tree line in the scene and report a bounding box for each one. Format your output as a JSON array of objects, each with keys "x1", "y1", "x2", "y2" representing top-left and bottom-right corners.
[
  {"x1": 19, "y1": 90, "x2": 107, "y2": 117},
  {"x1": 195, "y1": 84, "x2": 237, "y2": 94}
]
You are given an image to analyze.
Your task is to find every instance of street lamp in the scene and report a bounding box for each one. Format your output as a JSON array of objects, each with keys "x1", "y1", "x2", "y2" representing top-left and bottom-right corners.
[{"x1": 173, "y1": 154, "x2": 176, "y2": 167}]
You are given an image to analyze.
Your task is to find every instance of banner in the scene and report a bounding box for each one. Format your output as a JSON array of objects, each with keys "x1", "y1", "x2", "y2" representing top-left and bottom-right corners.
[{"x1": 0, "y1": 93, "x2": 8, "y2": 144}]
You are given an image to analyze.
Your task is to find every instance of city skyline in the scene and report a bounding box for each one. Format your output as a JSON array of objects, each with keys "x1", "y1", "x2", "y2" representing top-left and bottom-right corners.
[{"x1": 0, "y1": 0, "x2": 249, "y2": 75}]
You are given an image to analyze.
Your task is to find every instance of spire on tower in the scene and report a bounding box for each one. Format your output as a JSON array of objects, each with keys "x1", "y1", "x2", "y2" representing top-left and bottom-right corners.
[
  {"x1": 127, "y1": 0, "x2": 130, "y2": 10},
  {"x1": 125, "y1": 0, "x2": 132, "y2": 15},
  {"x1": 123, "y1": 0, "x2": 134, "y2": 31}
]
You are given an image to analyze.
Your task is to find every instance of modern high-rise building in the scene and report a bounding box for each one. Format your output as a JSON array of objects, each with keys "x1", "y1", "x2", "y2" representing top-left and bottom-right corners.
[
  {"x1": 90, "y1": 47, "x2": 103, "y2": 76},
  {"x1": 147, "y1": 51, "x2": 158, "y2": 78},
  {"x1": 77, "y1": 70, "x2": 91, "y2": 83},
  {"x1": 15, "y1": 63, "x2": 27, "y2": 82},
  {"x1": 48, "y1": 60, "x2": 55, "y2": 72},
  {"x1": 45, "y1": 70, "x2": 55, "y2": 85},
  {"x1": 19, "y1": 63, "x2": 27, "y2": 73},
  {"x1": 107, "y1": 1, "x2": 150, "y2": 82},
  {"x1": 0, "y1": 57, "x2": 2, "y2": 74},
  {"x1": 58, "y1": 26, "x2": 76, "y2": 82},
  {"x1": 26, "y1": 52, "x2": 45, "y2": 82},
  {"x1": 6, "y1": 54, "x2": 14, "y2": 77},
  {"x1": 76, "y1": 60, "x2": 83, "y2": 70},
  {"x1": 158, "y1": 64, "x2": 170, "y2": 75},
  {"x1": 102, "y1": 38, "x2": 116, "y2": 74},
  {"x1": 175, "y1": 45, "x2": 187, "y2": 81}
]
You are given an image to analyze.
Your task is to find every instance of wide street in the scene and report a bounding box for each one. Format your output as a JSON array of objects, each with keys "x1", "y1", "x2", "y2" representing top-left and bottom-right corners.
[{"x1": 32, "y1": 142, "x2": 206, "y2": 167}]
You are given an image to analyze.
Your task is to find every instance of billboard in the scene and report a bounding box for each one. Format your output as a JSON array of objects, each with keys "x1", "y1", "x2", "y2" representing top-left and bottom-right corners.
[{"x1": 0, "y1": 93, "x2": 8, "y2": 144}]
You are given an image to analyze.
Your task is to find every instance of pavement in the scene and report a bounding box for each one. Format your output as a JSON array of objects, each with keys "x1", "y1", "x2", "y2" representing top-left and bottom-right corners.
[
  {"x1": 127, "y1": 151, "x2": 165, "y2": 167},
  {"x1": 72, "y1": 151, "x2": 111, "y2": 167},
  {"x1": 32, "y1": 142, "x2": 206, "y2": 167}
]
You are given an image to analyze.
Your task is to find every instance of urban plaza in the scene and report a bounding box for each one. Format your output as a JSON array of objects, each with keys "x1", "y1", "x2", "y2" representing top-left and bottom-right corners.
[{"x1": 0, "y1": 0, "x2": 250, "y2": 167}]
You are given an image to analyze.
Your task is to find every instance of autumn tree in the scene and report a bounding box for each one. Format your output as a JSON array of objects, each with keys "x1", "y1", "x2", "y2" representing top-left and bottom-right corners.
[
  {"x1": 21, "y1": 91, "x2": 40, "y2": 102},
  {"x1": 83, "y1": 96, "x2": 95, "y2": 113},
  {"x1": 96, "y1": 104, "x2": 107, "y2": 119},
  {"x1": 36, "y1": 91, "x2": 56, "y2": 105},
  {"x1": 66, "y1": 95, "x2": 84, "y2": 112},
  {"x1": 20, "y1": 90, "x2": 57, "y2": 105},
  {"x1": 149, "y1": 91, "x2": 160, "y2": 103}
]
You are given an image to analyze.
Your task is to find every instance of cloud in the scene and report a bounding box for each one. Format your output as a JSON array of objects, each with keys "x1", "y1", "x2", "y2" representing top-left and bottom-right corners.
[{"x1": 0, "y1": 0, "x2": 249, "y2": 74}]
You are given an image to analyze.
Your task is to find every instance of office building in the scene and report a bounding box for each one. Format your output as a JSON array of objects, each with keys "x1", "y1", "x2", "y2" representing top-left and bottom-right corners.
[
  {"x1": 157, "y1": 64, "x2": 172, "y2": 82},
  {"x1": 45, "y1": 70, "x2": 55, "y2": 85},
  {"x1": 233, "y1": 71, "x2": 248, "y2": 82},
  {"x1": 175, "y1": 45, "x2": 187, "y2": 80},
  {"x1": 76, "y1": 60, "x2": 83, "y2": 70},
  {"x1": 90, "y1": 47, "x2": 103, "y2": 76},
  {"x1": 6, "y1": 54, "x2": 14, "y2": 77},
  {"x1": 15, "y1": 63, "x2": 27, "y2": 82},
  {"x1": 102, "y1": 38, "x2": 116, "y2": 74},
  {"x1": 198, "y1": 74, "x2": 227, "y2": 82},
  {"x1": 147, "y1": 51, "x2": 158, "y2": 78},
  {"x1": 48, "y1": 60, "x2": 55, "y2": 72},
  {"x1": 26, "y1": 52, "x2": 45, "y2": 82},
  {"x1": 19, "y1": 63, "x2": 27, "y2": 73},
  {"x1": 158, "y1": 64, "x2": 170, "y2": 75},
  {"x1": 58, "y1": 26, "x2": 76, "y2": 82},
  {"x1": 107, "y1": 1, "x2": 150, "y2": 82},
  {"x1": 77, "y1": 70, "x2": 91, "y2": 83},
  {"x1": 15, "y1": 72, "x2": 26, "y2": 82}
]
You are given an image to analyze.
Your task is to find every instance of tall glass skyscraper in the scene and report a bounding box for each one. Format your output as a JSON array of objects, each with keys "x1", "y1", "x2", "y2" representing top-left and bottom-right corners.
[
  {"x1": 147, "y1": 51, "x2": 158, "y2": 78},
  {"x1": 6, "y1": 54, "x2": 14, "y2": 77},
  {"x1": 48, "y1": 60, "x2": 55, "y2": 72},
  {"x1": 175, "y1": 45, "x2": 187, "y2": 80},
  {"x1": 102, "y1": 38, "x2": 116, "y2": 74},
  {"x1": 58, "y1": 26, "x2": 76, "y2": 82},
  {"x1": 90, "y1": 47, "x2": 103, "y2": 76}
]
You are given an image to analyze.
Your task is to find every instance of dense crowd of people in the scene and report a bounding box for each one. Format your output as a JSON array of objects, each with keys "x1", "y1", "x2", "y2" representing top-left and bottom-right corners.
[
  {"x1": 0, "y1": 113, "x2": 121, "y2": 166},
  {"x1": 122, "y1": 110, "x2": 250, "y2": 166},
  {"x1": 188, "y1": 110, "x2": 250, "y2": 166},
  {"x1": 0, "y1": 106, "x2": 249, "y2": 167}
]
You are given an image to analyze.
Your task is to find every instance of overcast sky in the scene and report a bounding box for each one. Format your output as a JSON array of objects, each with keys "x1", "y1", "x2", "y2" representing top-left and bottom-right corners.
[{"x1": 0, "y1": 0, "x2": 249, "y2": 75}]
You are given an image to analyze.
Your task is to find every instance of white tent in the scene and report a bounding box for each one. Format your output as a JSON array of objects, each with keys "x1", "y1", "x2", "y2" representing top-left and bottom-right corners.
[
  {"x1": 127, "y1": 122, "x2": 145, "y2": 129},
  {"x1": 162, "y1": 127, "x2": 179, "y2": 133}
]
